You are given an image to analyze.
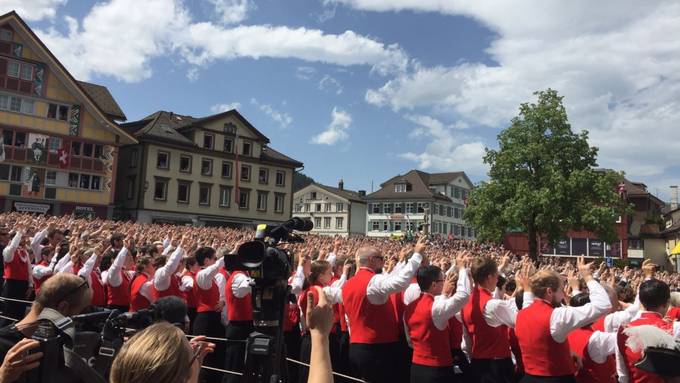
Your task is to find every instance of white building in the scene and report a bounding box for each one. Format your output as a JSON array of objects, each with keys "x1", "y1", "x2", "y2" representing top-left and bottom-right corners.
[
  {"x1": 293, "y1": 180, "x2": 367, "y2": 237},
  {"x1": 366, "y1": 170, "x2": 475, "y2": 238}
]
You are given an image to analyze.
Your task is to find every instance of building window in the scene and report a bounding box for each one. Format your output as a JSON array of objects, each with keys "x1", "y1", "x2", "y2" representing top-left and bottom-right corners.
[
  {"x1": 199, "y1": 184, "x2": 211, "y2": 205},
  {"x1": 454, "y1": 207, "x2": 460, "y2": 219},
  {"x1": 314, "y1": 217, "x2": 321, "y2": 229},
  {"x1": 259, "y1": 168, "x2": 269, "y2": 184},
  {"x1": 20, "y1": 65, "x2": 33, "y2": 81},
  {"x1": 126, "y1": 176, "x2": 135, "y2": 199},
  {"x1": 395, "y1": 184, "x2": 407, "y2": 193},
  {"x1": 44, "y1": 171, "x2": 56, "y2": 186},
  {"x1": 201, "y1": 158, "x2": 213, "y2": 176},
  {"x1": 91, "y1": 175, "x2": 101, "y2": 190},
  {"x1": 294, "y1": 204, "x2": 302, "y2": 212},
  {"x1": 310, "y1": 192, "x2": 317, "y2": 200},
  {"x1": 68, "y1": 172, "x2": 79, "y2": 188},
  {"x1": 383, "y1": 203, "x2": 393, "y2": 214},
  {"x1": 79, "y1": 174, "x2": 90, "y2": 189},
  {"x1": 336, "y1": 217, "x2": 343, "y2": 229},
  {"x1": 336, "y1": 203, "x2": 344, "y2": 212},
  {"x1": 154, "y1": 178, "x2": 168, "y2": 200},
  {"x1": 20, "y1": 99, "x2": 34, "y2": 114},
  {"x1": 324, "y1": 217, "x2": 331, "y2": 229},
  {"x1": 394, "y1": 203, "x2": 403, "y2": 214},
  {"x1": 47, "y1": 104, "x2": 69, "y2": 121},
  {"x1": 219, "y1": 186, "x2": 231, "y2": 207},
  {"x1": 221, "y1": 161, "x2": 232, "y2": 178},
  {"x1": 0, "y1": 29, "x2": 12, "y2": 41},
  {"x1": 275, "y1": 171, "x2": 285, "y2": 186},
  {"x1": 223, "y1": 138, "x2": 233, "y2": 153},
  {"x1": 203, "y1": 134, "x2": 214, "y2": 149},
  {"x1": 240, "y1": 165, "x2": 251, "y2": 182},
  {"x1": 242, "y1": 141, "x2": 252, "y2": 156},
  {"x1": 177, "y1": 181, "x2": 191, "y2": 203},
  {"x1": 179, "y1": 155, "x2": 192, "y2": 173},
  {"x1": 275, "y1": 194, "x2": 285, "y2": 213},
  {"x1": 304, "y1": 203, "x2": 310, "y2": 212},
  {"x1": 157, "y1": 151, "x2": 169, "y2": 169},
  {"x1": 447, "y1": 207, "x2": 452, "y2": 217},
  {"x1": 394, "y1": 221, "x2": 402, "y2": 231},
  {"x1": 454, "y1": 187, "x2": 461, "y2": 199},
  {"x1": 371, "y1": 203, "x2": 381, "y2": 214},
  {"x1": 257, "y1": 191, "x2": 268, "y2": 211},
  {"x1": 238, "y1": 189, "x2": 250, "y2": 209},
  {"x1": 316, "y1": 204, "x2": 322, "y2": 212},
  {"x1": 7, "y1": 61, "x2": 19, "y2": 77},
  {"x1": 83, "y1": 143, "x2": 93, "y2": 157},
  {"x1": 9, "y1": 96, "x2": 20, "y2": 112},
  {"x1": 223, "y1": 123, "x2": 236, "y2": 134},
  {"x1": 371, "y1": 221, "x2": 380, "y2": 231},
  {"x1": 405, "y1": 203, "x2": 414, "y2": 214},
  {"x1": 325, "y1": 203, "x2": 332, "y2": 212},
  {"x1": 383, "y1": 221, "x2": 389, "y2": 231}
]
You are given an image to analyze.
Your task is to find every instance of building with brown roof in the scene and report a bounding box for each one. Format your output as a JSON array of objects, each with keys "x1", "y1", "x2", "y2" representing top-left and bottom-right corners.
[
  {"x1": 115, "y1": 109, "x2": 302, "y2": 226},
  {"x1": 292, "y1": 180, "x2": 367, "y2": 236},
  {"x1": 366, "y1": 169, "x2": 475, "y2": 238}
]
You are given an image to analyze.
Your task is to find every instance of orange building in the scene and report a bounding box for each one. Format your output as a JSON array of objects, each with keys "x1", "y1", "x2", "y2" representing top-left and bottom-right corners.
[{"x1": 0, "y1": 11, "x2": 136, "y2": 218}]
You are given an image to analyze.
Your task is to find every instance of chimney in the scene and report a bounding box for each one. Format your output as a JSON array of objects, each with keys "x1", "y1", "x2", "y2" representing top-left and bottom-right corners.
[
  {"x1": 358, "y1": 190, "x2": 366, "y2": 197},
  {"x1": 338, "y1": 179, "x2": 344, "y2": 190},
  {"x1": 671, "y1": 185, "x2": 678, "y2": 210}
]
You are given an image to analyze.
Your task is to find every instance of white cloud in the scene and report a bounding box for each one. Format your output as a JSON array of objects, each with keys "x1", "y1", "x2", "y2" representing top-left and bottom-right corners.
[
  {"x1": 311, "y1": 107, "x2": 352, "y2": 145},
  {"x1": 401, "y1": 114, "x2": 487, "y2": 175},
  {"x1": 0, "y1": 0, "x2": 67, "y2": 21},
  {"x1": 318, "y1": 74, "x2": 343, "y2": 94},
  {"x1": 250, "y1": 98, "x2": 293, "y2": 129},
  {"x1": 34, "y1": 0, "x2": 407, "y2": 83},
  {"x1": 355, "y1": 0, "x2": 680, "y2": 184},
  {"x1": 295, "y1": 66, "x2": 317, "y2": 80},
  {"x1": 210, "y1": 102, "x2": 241, "y2": 113},
  {"x1": 208, "y1": 0, "x2": 254, "y2": 24}
]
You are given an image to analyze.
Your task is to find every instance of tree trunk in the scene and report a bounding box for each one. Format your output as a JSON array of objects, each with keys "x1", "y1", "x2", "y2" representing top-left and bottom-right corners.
[{"x1": 527, "y1": 219, "x2": 538, "y2": 262}]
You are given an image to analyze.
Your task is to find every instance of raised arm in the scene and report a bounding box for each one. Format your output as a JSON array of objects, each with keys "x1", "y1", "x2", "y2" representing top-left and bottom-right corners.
[
  {"x1": 105, "y1": 247, "x2": 129, "y2": 288},
  {"x1": 196, "y1": 257, "x2": 224, "y2": 290},
  {"x1": 154, "y1": 245, "x2": 184, "y2": 290},
  {"x1": 432, "y1": 259, "x2": 471, "y2": 330},
  {"x1": 3, "y1": 230, "x2": 22, "y2": 263},
  {"x1": 366, "y1": 238, "x2": 426, "y2": 304}
]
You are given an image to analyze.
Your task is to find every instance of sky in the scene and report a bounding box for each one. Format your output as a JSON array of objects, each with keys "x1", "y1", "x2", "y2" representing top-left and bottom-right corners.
[{"x1": 4, "y1": 0, "x2": 680, "y2": 200}]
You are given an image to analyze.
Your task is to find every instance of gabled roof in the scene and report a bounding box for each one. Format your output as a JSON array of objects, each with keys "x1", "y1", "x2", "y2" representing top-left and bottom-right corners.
[
  {"x1": 0, "y1": 11, "x2": 136, "y2": 145},
  {"x1": 177, "y1": 109, "x2": 270, "y2": 144},
  {"x1": 368, "y1": 169, "x2": 452, "y2": 202},
  {"x1": 77, "y1": 81, "x2": 126, "y2": 121},
  {"x1": 120, "y1": 111, "x2": 197, "y2": 146},
  {"x1": 301, "y1": 182, "x2": 366, "y2": 204},
  {"x1": 261, "y1": 146, "x2": 303, "y2": 167},
  {"x1": 428, "y1": 171, "x2": 474, "y2": 187}
]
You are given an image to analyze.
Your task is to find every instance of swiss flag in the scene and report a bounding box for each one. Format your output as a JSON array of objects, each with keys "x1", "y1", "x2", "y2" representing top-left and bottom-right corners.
[{"x1": 57, "y1": 148, "x2": 69, "y2": 168}]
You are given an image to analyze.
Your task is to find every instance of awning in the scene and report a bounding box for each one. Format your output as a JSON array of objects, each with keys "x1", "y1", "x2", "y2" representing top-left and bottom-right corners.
[{"x1": 671, "y1": 242, "x2": 680, "y2": 254}]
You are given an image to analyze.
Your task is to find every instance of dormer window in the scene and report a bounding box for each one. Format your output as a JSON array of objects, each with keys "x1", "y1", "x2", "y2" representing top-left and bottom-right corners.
[
  {"x1": 223, "y1": 123, "x2": 236, "y2": 134},
  {"x1": 203, "y1": 133, "x2": 214, "y2": 149},
  {"x1": 395, "y1": 183, "x2": 407, "y2": 193},
  {"x1": 242, "y1": 141, "x2": 252, "y2": 156}
]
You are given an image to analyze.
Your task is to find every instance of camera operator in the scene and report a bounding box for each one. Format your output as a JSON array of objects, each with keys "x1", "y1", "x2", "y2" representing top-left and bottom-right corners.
[{"x1": 109, "y1": 322, "x2": 215, "y2": 383}]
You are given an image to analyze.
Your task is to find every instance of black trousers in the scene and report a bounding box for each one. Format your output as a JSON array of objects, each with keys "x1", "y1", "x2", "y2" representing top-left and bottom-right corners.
[
  {"x1": 520, "y1": 375, "x2": 575, "y2": 383},
  {"x1": 471, "y1": 358, "x2": 517, "y2": 383},
  {"x1": 1, "y1": 279, "x2": 29, "y2": 326},
  {"x1": 349, "y1": 342, "x2": 399, "y2": 383},
  {"x1": 337, "y1": 331, "x2": 351, "y2": 374},
  {"x1": 193, "y1": 312, "x2": 225, "y2": 383},
  {"x1": 284, "y1": 329, "x2": 302, "y2": 383},
  {"x1": 410, "y1": 363, "x2": 454, "y2": 383},
  {"x1": 107, "y1": 304, "x2": 129, "y2": 313},
  {"x1": 452, "y1": 348, "x2": 472, "y2": 382},
  {"x1": 187, "y1": 307, "x2": 197, "y2": 334},
  {"x1": 222, "y1": 320, "x2": 254, "y2": 383}
]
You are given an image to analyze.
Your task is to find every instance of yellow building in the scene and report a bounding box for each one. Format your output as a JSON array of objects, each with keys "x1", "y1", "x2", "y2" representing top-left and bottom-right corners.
[{"x1": 0, "y1": 11, "x2": 136, "y2": 218}]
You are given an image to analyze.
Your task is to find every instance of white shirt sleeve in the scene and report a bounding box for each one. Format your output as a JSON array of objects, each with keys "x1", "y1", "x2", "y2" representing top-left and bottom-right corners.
[
  {"x1": 30, "y1": 228, "x2": 48, "y2": 263},
  {"x1": 153, "y1": 246, "x2": 184, "y2": 291},
  {"x1": 330, "y1": 274, "x2": 347, "y2": 289},
  {"x1": 403, "y1": 283, "x2": 421, "y2": 306},
  {"x1": 232, "y1": 273, "x2": 253, "y2": 298},
  {"x1": 196, "y1": 257, "x2": 224, "y2": 290},
  {"x1": 322, "y1": 285, "x2": 344, "y2": 304},
  {"x1": 32, "y1": 263, "x2": 53, "y2": 279},
  {"x1": 484, "y1": 292, "x2": 533, "y2": 328},
  {"x1": 390, "y1": 260, "x2": 406, "y2": 276},
  {"x1": 180, "y1": 275, "x2": 194, "y2": 292},
  {"x1": 587, "y1": 331, "x2": 618, "y2": 364},
  {"x1": 289, "y1": 265, "x2": 305, "y2": 296},
  {"x1": 604, "y1": 300, "x2": 639, "y2": 333},
  {"x1": 432, "y1": 268, "x2": 471, "y2": 330},
  {"x1": 366, "y1": 252, "x2": 423, "y2": 305},
  {"x1": 106, "y1": 247, "x2": 129, "y2": 288},
  {"x1": 216, "y1": 272, "x2": 227, "y2": 325},
  {"x1": 140, "y1": 280, "x2": 154, "y2": 303},
  {"x1": 54, "y1": 253, "x2": 70, "y2": 273},
  {"x1": 3, "y1": 232, "x2": 22, "y2": 263},
  {"x1": 616, "y1": 341, "x2": 629, "y2": 383},
  {"x1": 550, "y1": 280, "x2": 613, "y2": 343},
  {"x1": 78, "y1": 252, "x2": 98, "y2": 279},
  {"x1": 327, "y1": 252, "x2": 337, "y2": 268},
  {"x1": 163, "y1": 236, "x2": 171, "y2": 249}
]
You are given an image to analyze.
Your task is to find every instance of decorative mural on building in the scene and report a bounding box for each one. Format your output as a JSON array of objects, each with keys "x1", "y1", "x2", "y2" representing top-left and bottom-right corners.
[
  {"x1": 12, "y1": 43, "x2": 22, "y2": 57},
  {"x1": 27, "y1": 133, "x2": 47, "y2": 164},
  {"x1": 102, "y1": 145, "x2": 114, "y2": 191},
  {"x1": 33, "y1": 65, "x2": 45, "y2": 96},
  {"x1": 69, "y1": 105, "x2": 81, "y2": 136}
]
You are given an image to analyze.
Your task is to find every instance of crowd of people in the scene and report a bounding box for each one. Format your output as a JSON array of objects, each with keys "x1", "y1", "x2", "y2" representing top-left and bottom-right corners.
[{"x1": 0, "y1": 211, "x2": 679, "y2": 383}]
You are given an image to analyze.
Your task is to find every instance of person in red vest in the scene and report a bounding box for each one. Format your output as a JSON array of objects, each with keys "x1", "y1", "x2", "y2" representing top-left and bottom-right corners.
[
  {"x1": 103, "y1": 240, "x2": 134, "y2": 312},
  {"x1": 31, "y1": 246, "x2": 56, "y2": 296},
  {"x1": 151, "y1": 240, "x2": 186, "y2": 301},
  {"x1": 129, "y1": 256, "x2": 156, "y2": 312},
  {"x1": 617, "y1": 278, "x2": 680, "y2": 383},
  {"x1": 515, "y1": 256, "x2": 611, "y2": 383},
  {"x1": 2, "y1": 225, "x2": 32, "y2": 325},
  {"x1": 404, "y1": 251, "x2": 470, "y2": 383},
  {"x1": 341, "y1": 236, "x2": 427, "y2": 383},
  {"x1": 78, "y1": 244, "x2": 109, "y2": 307},
  {"x1": 461, "y1": 257, "x2": 533, "y2": 383},
  {"x1": 194, "y1": 246, "x2": 226, "y2": 383},
  {"x1": 223, "y1": 261, "x2": 257, "y2": 383},
  {"x1": 180, "y1": 255, "x2": 201, "y2": 330},
  {"x1": 566, "y1": 293, "x2": 618, "y2": 383}
]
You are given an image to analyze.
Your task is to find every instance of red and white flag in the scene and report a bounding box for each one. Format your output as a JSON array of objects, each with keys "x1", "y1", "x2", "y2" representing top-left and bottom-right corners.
[{"x1": 57, "y1": 147, "x2": 69, "y2": 168}]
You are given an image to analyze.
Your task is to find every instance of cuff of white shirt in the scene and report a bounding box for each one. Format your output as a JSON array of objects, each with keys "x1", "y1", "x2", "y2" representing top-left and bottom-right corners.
[{"x1": 410, "y1": 252, "x2": 423, "y2": 264}]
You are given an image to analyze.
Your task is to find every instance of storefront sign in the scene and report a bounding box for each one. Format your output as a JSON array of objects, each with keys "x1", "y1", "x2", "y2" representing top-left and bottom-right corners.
[{"x1": 14, "y1": 202, "x2": 50, "y2": 214}]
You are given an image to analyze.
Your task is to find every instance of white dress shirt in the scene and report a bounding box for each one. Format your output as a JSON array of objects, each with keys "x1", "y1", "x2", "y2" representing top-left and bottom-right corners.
[
  {"x1": 104, "y1": 247, "x2": 131, "y2": 287},
  {"x1": 365, "y1": 252, "x2": 423, "y2": 305},
  {"x1": 289, "y1": 265, "x2": 306, "y2": 297},
  {"x1": 3, "y1": 231, "x2": 32, "y2": 284},
  {"x1": 483, "y1": 290, "x2": 534, "y2": 328},
  {"x1": 586, "y1": 331, "x2": 618, "y2": 364},
  {"x1": 78, "y1": 252, "x2": 99, "y2": 287},
  {"x1": 153, "y1": 246, "x2": 184, "y2": 291},
  {"x1": 196, "y1": 257, "x2": 225, "y2": 290},
  {"x1": 403, "y1": 282, "x2": 421, "y2": 306},
  {"x1": 231, "y1": 272, "x2": 253, "y2": 298},
  {"x1": 30, "y1": 228, "x2": 48, "y2": 263}
]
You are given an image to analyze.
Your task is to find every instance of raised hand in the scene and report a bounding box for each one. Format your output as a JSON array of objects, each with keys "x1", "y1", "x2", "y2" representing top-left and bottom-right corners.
[{"x1": 577, "y1": 256, "x2": 594, "y2": 281}]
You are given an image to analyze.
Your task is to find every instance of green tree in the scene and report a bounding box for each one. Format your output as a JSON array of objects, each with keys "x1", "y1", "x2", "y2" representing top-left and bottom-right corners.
[{"x1": 464, "y1": 89, "x2": 629, "y2": 261}]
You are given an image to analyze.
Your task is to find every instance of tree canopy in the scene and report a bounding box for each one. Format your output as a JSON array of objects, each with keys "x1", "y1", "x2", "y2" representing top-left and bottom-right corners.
[{"x1": 464, "y1": 89, "x2": 629, "y2": 260}]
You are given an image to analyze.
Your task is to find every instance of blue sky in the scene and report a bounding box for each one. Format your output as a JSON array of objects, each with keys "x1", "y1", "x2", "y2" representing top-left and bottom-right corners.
[{"x1": 5, "y1": 0, "x2": 680, "y2": 200}]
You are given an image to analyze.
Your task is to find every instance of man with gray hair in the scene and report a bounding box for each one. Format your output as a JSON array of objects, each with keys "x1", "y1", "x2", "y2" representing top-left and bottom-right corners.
[{"x1": 342, "y1": 236, "x2": 428, "y2": 383}]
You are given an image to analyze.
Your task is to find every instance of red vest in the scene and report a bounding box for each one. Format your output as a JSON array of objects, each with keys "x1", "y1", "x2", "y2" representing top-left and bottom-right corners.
[
  {"x1": 516, "y1": 300, "x2": 575, "y2": 377},
  {"x1": 568, "y1": 326, "x2": 616, "y2": 383},
  {"x1": 4, "y1": 248, "x2": 29, "y2": 281},
  {"x1": 283, "y1": 300, "x2": 300, "y2": 332},
  {"x1": 32, "y1": 260, "x2": 51, "y2": 295},
  {"x1": 618, "y1": 312, "x2": 671, "y2": 383},
  {"x1": 226, "y1": 271, "x2": 253, "y2": 321},
  {"x1": 151, "y1": 274, "x2": 183, "y2": 301},
  {"x1": 106, "y1": 270, "x2": 131, "y2": 308},
  {"x1": 300, "y1": 283, "x2": 337, "y2": 334},
  {"x1": 404, "y1": 294, "x2": 453, "y2": 367},
  {"x1": 338, "y1": 303, "x2": 348, "y2": 332},
  {"x1": 667, "y1": 307, "x2": 680, "y2": 321},
  {"x1": 90, "y1": 270, "x2": 107, "y2": 307},
  {"x1": 341, "y1": 268, "x2": 399, "y2": 344},
  {"x1": 509, "y1": 328, "x2": 524, "y2": 375},
  {"x1": 195, "y1": 273, "x2": 219, "y2": 313},
  {"x1": 592, "y1": 315, "x2": 606, "y2": 332},
  {"x1": 182, "y1": 271, "x2": 198, "y2": 309},
  {"x1": 448, "y1": 315, "x2": 463, "y2": 350},
  {"x1": 461, "y1": 287, "x2": 511, "y2": 359},
  {"x1": 129, "y1": 273, "x2": 151, "y2": 312}
]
